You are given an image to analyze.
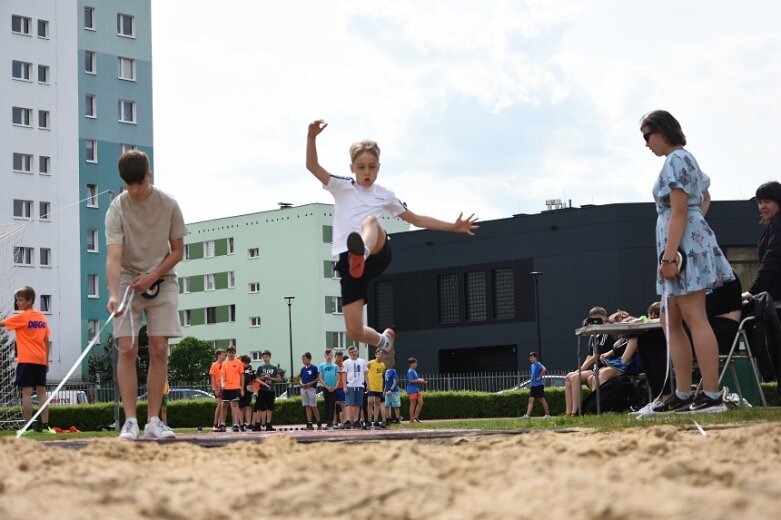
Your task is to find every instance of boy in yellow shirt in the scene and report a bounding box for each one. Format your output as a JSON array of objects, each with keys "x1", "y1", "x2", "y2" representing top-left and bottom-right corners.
[{"x1": 366, "y1": 349, "x2": 387, "y2": 428}]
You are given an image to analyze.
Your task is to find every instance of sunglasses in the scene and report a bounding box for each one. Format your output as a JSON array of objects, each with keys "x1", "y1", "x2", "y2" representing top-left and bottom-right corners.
[{"x1": 643, "y1": 131, "x2": 656, "y2": 143}]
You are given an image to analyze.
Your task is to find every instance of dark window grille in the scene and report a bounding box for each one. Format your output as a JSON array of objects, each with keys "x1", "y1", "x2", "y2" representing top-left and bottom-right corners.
[
  {"x1": 465, "y1": 271, "x2": 487, "y2": 321},
  {"x1": 438, "y1": 273, "x2": 460, "y2": 324},
  {"x1": 374, "y1": 281, "x2": 394, "y2": 330},
  {"x1": 493, "y1": 268, "x2": 515, "y2": 319}
]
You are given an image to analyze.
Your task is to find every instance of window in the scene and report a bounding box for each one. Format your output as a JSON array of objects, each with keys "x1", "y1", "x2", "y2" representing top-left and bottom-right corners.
[
  {"x1": 322, "y1": 225, "x2": 333, "y2": 243},
  {"x1": 39, "y1": 202, "x2": 51, "y2": 221},
  {"x1": 85, "y1": 51, "x2": 96, "y2": 73},
  {"x1": 38, "y1": 64, "x2": 49, "y2": 83},
  {"x1": 437, "y1": 273, "x2": 460, "y2": 324},
  {"x1": 204, "y1": 240, "x2": 215, "y2": 258},
  {"x1": 87, "y1": 228, "x2": 98, "y2": 252},
  {"x1": 39, "y1": 156, "x2": 50, "y2": 174},
  {"x1": 120, "y1": 143, "x2": 137, "y2": 155},
  {"x1": 13, "y1": 153, "x2": 33, "y2": 172},
  {"x1": 117, "y1": 13, "x2": 135, "y2": 37},
  {"x1": 250, "y1": 316, "x2": 262, "y2": 328},
  {"x1": 12, "y1": 60, "x2": 31, "y2": 80},
  {"x1": 87, "y1": 274, "x2": 99, "y2": 297},
  {"x1": 12, "y1": 15, "x2": 31, "y2": 35},
  {"x1": 229, "y1": 304, "x2": 236, "y2": 322},
  {"x1": 86, "y1": 139, "x2": 97, "y2": 162},
  {"x1": 84, "y1": 7, "x2": 95, "y2": 30},
  {"x1": 87, "y1": 319, "x2": 99, "y2": 340},
  {"x1": 248, "y1": 247, "x2": 260, "y2": 258},
  {"x1": 227, "y1": 271, "x2": 235, "y2": 289},
  {"x1": 332, "y1": 296, "x2": 343, "y2": 314},
  {"x1": 41, "y1": 295, "x2": 52, "y2": 314},
  {"x1": 184, "y1": 244, "x2": 191, "y2": 261},
  {"x1": 118, "y1": 57, "x2": 135, "y2": 80},
  {"x1": 182, "y1": 277, "x2": 190, "y2": 293},
  {"x1": 331, "y1": 332, "x2": 347, "y2": 349},
  {"x1": 248, "y1": 282, "x2": 260, "y2": 293},
  {"x1": 85, "y1": 94, "x2": 96, "y2": 118},
  {"x1": 373, "y1": 280, "x2": 394, "y2": 330},
  {"x1": 227, "y1": 237, "x2": 234, "y2": 255},
  {"x1": 183, "y1": 309, "x2": 192, "y2": 327},
  {"x1": 206, "y1": 307, "x2": 217, "y2": 325},
  {"x1": 204, "y1": 273, "x2": 215, "y2": 291},
  {"x1": 12, "y1": 107, "x2": 32, "y2": 126},
  {"x1": 250, "y1": 350, "x2": 263, "y2": 361},
  {"x1": 38, "y1": 110, "x2": 50, "y2": 129},
  {"x1": 331, "y1": 260, "x2": 340, "y2": 279},
  {"x1": 493, "y1": 268, "x2": 515, "y2": 320},
  {"x1": 13, "y1": 199, "x2": 33, "y2": 219},
  {"x1": 118, "y1": 99, "x2": 136, "y2": 123},
  {"x1": 39, "y1": 248, "x2": 51, "y2": 267},
  {"x1": 86, "y1": 184, "x2": 98, "y2": 207},
  {"x1": 465, "y1": 271, "x2": 487, "y2": 322},
  {"x1": 37, "y1": 19, "x2": 49, "y2": 38},
  {"x1": 14, "y1": 247, "x2": 34, "y2": 266}
]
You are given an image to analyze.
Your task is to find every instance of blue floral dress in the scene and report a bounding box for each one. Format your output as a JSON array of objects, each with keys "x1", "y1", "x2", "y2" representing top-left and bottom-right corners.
[{"x1": 653, "y1": 149, "x2": 734, "y2": 296}]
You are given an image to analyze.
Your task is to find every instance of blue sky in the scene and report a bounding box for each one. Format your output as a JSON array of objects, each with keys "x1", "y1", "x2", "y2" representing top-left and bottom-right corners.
[{"x1": 151, "y1": 1, "x2": 781, "y2": 224}]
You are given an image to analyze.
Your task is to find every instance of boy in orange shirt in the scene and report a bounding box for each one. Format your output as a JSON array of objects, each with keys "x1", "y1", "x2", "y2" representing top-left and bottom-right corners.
[
  {"x1": 220, "y1": 346, "x2": 244, "y2": 432},
  {"x1": 0, "y1": 286, "x2": 52, "y2": 432},
  {"x1": 209, "y1": 349, "x2": 226, "y2": 431}
]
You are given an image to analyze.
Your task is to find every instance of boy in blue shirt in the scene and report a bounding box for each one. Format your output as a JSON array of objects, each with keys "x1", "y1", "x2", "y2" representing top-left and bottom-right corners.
[
  {"x1": 522, "y1": 352, "x2": 550, "y2": 419},
  {"x1": 383, "y1": 362, "x2": 402, "y2": 424},
  {"x1": 300, "y1": 353, "x2": 321, "y2": 430},
  {"x1": 318, "y1": 349, "x2": 340, "y2": 429},
  {"x1": 406, "y1": 358, "x2": 426, "y2": 423}
]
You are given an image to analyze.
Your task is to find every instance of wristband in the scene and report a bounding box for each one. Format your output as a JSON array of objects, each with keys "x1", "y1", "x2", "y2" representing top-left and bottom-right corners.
[{"x1": 660, "y1": 258, "x2": 676, "y2": 264}]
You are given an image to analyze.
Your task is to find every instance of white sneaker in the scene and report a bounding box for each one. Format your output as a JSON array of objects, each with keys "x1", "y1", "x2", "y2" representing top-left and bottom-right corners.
[
  {"x1": 143, "y1": 416, "x2": 176, "y2": 439},
  {"x1": 521, "y1": 415, "x2": 530, "y2": 419},
  {"x1": 119, "y1": 418, "x2": 139, "y2": 440},
  {"x1": 631, "y1": 400, "x2": 663, "y2": 419},
  {"x1": 543, "y1": 415, "x2": 551, "y2": 418}
]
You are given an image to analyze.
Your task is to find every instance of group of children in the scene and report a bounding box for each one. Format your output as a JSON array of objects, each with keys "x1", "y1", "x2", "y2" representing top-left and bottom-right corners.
[{"x1": 207, "y1": 346, "x2": 428, "y2": 432}]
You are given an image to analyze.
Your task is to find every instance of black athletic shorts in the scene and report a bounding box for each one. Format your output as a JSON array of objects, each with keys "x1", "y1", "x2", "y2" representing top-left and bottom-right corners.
[
  {"x1": 529, "y1": 385, "x2": 545, "y2": 399},
  {"x1": 238, "y1": 393, "x2": 253, "y2": 408},
  {"x1": 254, "y1": 391, "x2": 275, "y2": 412},
  {"x1": 336, "y1": 236, "x2": 392, "y2": 306},
  {"x1": 15, "y1": 363, "x2": 46, "y2": 388},
  {"x1": 221, "y1": 389, "x2": 240, "y2": 402}
]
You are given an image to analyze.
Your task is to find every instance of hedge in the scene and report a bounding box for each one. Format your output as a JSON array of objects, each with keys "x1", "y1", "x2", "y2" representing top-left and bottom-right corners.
[{"x1": 3, "y1": 382, "x2": 778, "y2": 431}]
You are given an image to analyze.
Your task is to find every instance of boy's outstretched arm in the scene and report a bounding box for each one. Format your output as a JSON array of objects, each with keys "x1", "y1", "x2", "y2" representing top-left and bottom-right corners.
[
  {"x1": 400, "y1": 210, "x2": 479, "y2": 235},
  {"x1": 306, "y1": 119, "x2": 331, "y2": 185}
]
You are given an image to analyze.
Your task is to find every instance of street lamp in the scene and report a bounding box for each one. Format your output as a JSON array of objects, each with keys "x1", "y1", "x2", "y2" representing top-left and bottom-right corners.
[
  {"x1": 529, "y1": 272, "x2": 543, "y2": 359},
  {"x1": 283, "y1": 297, "x2": 295, "y2": 391}
]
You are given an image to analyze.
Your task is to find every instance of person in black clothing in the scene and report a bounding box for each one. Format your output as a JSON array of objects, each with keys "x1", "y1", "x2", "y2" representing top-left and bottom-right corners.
[{"x1": 743, "y1": 181, "x2": 781, "y2": 302}]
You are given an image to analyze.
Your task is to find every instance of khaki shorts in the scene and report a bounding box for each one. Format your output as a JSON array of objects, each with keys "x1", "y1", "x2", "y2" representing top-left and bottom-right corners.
[{"x1": 113, "y1": 274, "x2": 182, "y2": 339}]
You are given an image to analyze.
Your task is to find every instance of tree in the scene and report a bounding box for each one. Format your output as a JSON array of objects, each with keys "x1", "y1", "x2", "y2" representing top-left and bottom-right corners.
[
  {"x1": 168, "y1": 336, "x2": 214, "y2": 384},
  {"x1": 88, "y1": 326, "x2": 150, "y2": 387}
]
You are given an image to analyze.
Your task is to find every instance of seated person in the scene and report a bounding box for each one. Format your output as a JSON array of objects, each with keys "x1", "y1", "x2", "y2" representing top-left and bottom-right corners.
[
  {"x1": 591, "y1": 325, "x2": 640, "y2": 389},
  {"x1": 565, "y1": 306, "x2": 613, "y2": 416}
]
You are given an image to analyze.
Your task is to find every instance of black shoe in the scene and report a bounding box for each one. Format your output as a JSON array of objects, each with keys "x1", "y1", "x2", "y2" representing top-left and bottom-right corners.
[
  {"x1": 653, "y1": 394, "x2": 694, "y2": 413},
  {"x1": 232, "y1": 424, "x2": 240, "y2": 432},
  {"x1": 379, "y1": 422, "x2": 388, "y2": 429},
  {"x1": 339, "y1": 421, "x2": 352, "y2": 430},
  {"x1": 252, "y1": 424, "x2": 260, "y2": 432},
  {"x1": 362, "y1": 422, "x2": 370, "y2": 430},
  {"x1": 687, "y1": 392, "x2": 727, "y2": 413},
  {"x1": 393, "y1": 418, "x2": 401, "y2": 424},
  {"x1": 266, "y1": 424, "x2": 276, "y2": 432},
  {"x1": 317, "y1": 423, "x2": 323, "y2": 431},
  {"x1": 306, "y1": 422, "x2": 314, "y2": 431},
  {"x1": 218, "y1": 424, "x2": 226, "y2": 432}
]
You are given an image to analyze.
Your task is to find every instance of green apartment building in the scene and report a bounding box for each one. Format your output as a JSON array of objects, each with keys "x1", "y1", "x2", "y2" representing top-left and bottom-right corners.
[{"x1": 174, "y1": 203, "x2": 409, "y2": 377}]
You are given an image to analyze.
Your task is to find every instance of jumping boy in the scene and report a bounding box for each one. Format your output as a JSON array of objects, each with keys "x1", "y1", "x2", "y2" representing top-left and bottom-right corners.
[
  {"x1": 0, "y1": 286, "x2": 52, "y2": 433},
  {"x1": 254, "y1": 350, "x2": 281, "y2": 431},
  {"x1": 366, "y1": 349, "x2": 387, "y2": 428},
  {"x1": 300, "y1": 352, "x2": 321, "y2": 430},
  {"x1": 209, "y1": 349, "x2": 226, "y2": 431},
  {"x1": 383, "y1": 360, "x2": 402, "y2": 424},
  {"x1": 318, "y1": 348, "x2": 340, "y2": 429},
  {"x1": 106, "y1": 150, "x2": 186, "y2": 440},
  {"x1": 220, "y1": 346, "x2": 244, "y2": 432},
  {"x1": 306, "y1": 120, "x2": 478, "y2": 367},
  {"x1": 522, "y1": 352, "x2": 550, "y2": 419},
  {"x1": 406, "y1": 358, "x2": 426, "y2": 423}
]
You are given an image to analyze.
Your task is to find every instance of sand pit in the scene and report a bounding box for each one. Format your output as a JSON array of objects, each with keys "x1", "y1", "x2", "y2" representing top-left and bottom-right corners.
[{"x1": 2, "y1": 422, "x2": 781, "y2": 519}]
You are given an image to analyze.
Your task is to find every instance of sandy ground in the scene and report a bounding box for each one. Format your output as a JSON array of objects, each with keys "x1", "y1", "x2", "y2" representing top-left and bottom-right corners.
[{"x1": 2, "y1": 422, "x2": 781, "y2": 520}]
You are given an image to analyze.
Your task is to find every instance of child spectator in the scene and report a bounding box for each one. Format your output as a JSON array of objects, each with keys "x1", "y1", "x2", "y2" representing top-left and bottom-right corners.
[
  {"x1": 105, "y1": 150, "x2": 186, "y2": 440},
  {"x1": 239, "y1": 355, "x2": 254, "y2": 431},
  {"x1": 522, "y1": 352, "x2": 550, "y2": 419},
  {"x1": 300, "y1": 353, "x2": 321, "y2": 430},
  {"x1": 0, "y1": 286, "x2": 52, "y2": 433},
  {"x1": 254, "y1": 350, "x2": 281, "y2": 431},
  {"x1": 340, "y1": 345, "x2": 368, "y2": 429},
  {"x1": 318, "y1": 349, "x2": 339, "y2": 429},
  {"x1": 564, "y1": 307, "x2": 612, "y2": 416},
  {"x1": 209, "y1": 349, "x2": 226, "y2": 431},
  {"x1": 334, "y1": 350, "x2": 346, "y2": 426},
  {"x1": 383, "y1": 360, "x2": 402, "y2": 424},
  {"x1": 366, "y1": 349, "x2": 387, "y2": 428},
  {"x1": 406, "y1": 358, "x2": 427, "y2": 423},
  {"x1": 220, "y1": 346, "x2": 244, "y2": 432}
]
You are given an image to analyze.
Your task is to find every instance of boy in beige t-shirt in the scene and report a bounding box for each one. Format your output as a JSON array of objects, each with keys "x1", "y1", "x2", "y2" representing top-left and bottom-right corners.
[{"x1": 105, "y1": 150, "x2": 187, "y2": 440}]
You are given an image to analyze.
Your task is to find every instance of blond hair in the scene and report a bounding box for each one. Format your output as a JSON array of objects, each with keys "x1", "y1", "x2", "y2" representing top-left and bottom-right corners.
[{"x1": 349, "y1": 140, "x2": 380, "y2": 163}]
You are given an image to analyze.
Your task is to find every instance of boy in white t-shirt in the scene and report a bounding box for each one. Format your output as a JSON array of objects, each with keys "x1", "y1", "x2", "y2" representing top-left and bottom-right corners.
[
  {"x1": 306, "y1": 120, "x2": 478, "y2": 368},
  {"x1": 339, "y1": 345, "x2": 368, "y2": 429}
]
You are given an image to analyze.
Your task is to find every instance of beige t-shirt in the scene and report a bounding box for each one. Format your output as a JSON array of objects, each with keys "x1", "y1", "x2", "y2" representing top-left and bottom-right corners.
[{"x1": 105, "y1": 187, "x2": 187, "y2": 278}]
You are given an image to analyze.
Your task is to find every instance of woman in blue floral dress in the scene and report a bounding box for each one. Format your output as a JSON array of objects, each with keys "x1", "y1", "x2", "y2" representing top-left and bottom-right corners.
[{"x1": 642, "y1": 110, "x2": 734, "y2": 413}]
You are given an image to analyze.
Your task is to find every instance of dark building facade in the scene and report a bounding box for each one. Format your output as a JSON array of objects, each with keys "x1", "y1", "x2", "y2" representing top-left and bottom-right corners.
[{"x1": 367, "y1": 200, "x2": 761, "y2": 373}]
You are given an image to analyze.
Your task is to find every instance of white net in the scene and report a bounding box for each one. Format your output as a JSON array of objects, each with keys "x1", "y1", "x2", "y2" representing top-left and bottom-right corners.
[{"x1": 0, "y1": 222, "x2": 29, "y2": 429}]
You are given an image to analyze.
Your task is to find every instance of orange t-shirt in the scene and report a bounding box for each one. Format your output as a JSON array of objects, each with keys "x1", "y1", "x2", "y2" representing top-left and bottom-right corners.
[
  {"x1": 3, "y1": 309, "x2": 50, "y2": 365},
  {"x1": 220, "y1": 358, "x2": 243, "y2": 390},
  {"x1": 209, "y1": 361, "x2": 222, "y2": 388},
  {"x1": 336, "y1": 360, "x2": 346, "y2": 389}
]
